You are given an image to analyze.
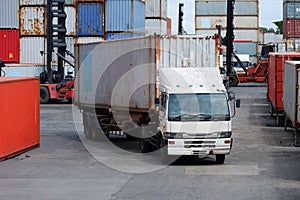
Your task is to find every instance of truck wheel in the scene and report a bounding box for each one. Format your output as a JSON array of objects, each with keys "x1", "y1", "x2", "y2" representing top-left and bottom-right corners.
[
  {"x1": 40, "y1": 86, "x2": 50, "y2": 104},
  {"x1": 139, "y1": 138, "x2": 152, "y2": 153},
  {"x1": 229, "y1": 76, "x2": 238, "y2": 87},
  {"x1": 216, "y1": 154, "x2": 225, "y2": 164}
]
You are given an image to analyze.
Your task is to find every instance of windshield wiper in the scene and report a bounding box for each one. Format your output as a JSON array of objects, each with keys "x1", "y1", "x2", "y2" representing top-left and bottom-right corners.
[
  {"x1": 188, "y1": 114, "x2": 212, "y2": 120},
  {"x1": 210, "y1": 114, "x2": 230, "y2": 121}
]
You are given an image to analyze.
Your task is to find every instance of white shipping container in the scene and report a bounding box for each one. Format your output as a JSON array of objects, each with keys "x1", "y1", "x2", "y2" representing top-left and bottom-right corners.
[
  {"x1": 20, "y1": 6, "x2": 46, "y2": 36},
  {"x1": 3, "y1": 64, "x2": 45, "y2": 77},
  {"x1": 263, "y1": 32, "x2": 276, "y2": 44},
  {"x1": 74, "y1": 35, "x2": 220, "y2": 108},
  {"x1": 283, "y1": 61, "x2": 300, "y2": 128},
  {"x1": 75, "y1": 37, "x2": 104, "y2": 44},
  {"x1": 196, "y1": 29, "x2": 258, "y2": 42},
  {"x1": 20, "y1": 37, "x2": 46, "y2": 64},
  {"x1": 145, "y1": 19, "x2": 167, "y2": 35},
  {"x1": 145, "y1": 0, "x2": 167, "y2": 19},
  {"x1": 195, "y1": 16, "x2": 258, "y2": 29},
  {"x1": 0, "y1": 0, "x2": 19, "y2": 28}
]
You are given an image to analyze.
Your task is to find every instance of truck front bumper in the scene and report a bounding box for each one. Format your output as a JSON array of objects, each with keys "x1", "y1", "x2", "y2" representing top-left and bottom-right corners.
[{"x1": 166, "y1": 138, "x2": 232, "y2": 156}]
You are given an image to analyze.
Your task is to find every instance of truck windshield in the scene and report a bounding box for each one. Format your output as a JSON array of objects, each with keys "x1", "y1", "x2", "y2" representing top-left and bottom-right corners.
[{"x1": 168, "y1": 93, "x2": 230, "y2": 121}]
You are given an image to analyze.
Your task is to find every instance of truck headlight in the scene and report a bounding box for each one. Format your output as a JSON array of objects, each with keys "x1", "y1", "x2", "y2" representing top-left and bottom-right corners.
[{"x1": 217, "y1": 131, "x2": 232, "y2": 138}]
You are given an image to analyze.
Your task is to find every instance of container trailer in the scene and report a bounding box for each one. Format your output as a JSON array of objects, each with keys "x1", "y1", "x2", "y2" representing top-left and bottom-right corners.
[
  {"x1": 283, "y1": 61, "x2": 300, "y2": 146},
  {"x1": 268, "y1": 52, "x2": 300, "y2": 126},
  {"x1": 75, "y1": 35, "x2": 240, "y2": 164}
]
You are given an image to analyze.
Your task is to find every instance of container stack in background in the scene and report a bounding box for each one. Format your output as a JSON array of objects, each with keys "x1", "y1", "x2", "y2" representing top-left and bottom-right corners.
[
  {"x1": 0, "y1": 0, "x2": 159, "y2": 77},
  {"x1": 105, "y1": 0, "x2": 145, "y2": 40},
  {"x1": 145, "y1": 0, "x2": 167, "y2": 35},
  {"x1": 283, "y1": 0, "x2": 300, "y2": 51},
  {"x1": 195, "y1": 0, "x2": 259, "y2": 64},
  {"x1": 0, "y1": 0, "x2": 20, "y2": 64}
]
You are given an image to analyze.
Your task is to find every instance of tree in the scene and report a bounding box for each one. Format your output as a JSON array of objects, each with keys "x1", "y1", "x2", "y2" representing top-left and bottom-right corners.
[{"x1": 273, "y1": 21, "x2": 283, "y2": 34}]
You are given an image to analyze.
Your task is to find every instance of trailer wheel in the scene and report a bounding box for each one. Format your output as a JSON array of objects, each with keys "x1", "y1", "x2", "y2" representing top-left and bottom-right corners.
[
  {"x1": 40, "y1": 86, "x2": 50, "y2": 104},
  {"x1": 216, "y1": 154, "x2": 225, "y2": 164},
  {"x1": 229, "y1": 75, "x2": 238, "y2": 87}
]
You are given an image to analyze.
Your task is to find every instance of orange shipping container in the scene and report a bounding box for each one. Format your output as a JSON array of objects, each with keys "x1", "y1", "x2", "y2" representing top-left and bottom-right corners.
[{"x1": 0, "y1": 77, "x2": 40, "y2": 161}]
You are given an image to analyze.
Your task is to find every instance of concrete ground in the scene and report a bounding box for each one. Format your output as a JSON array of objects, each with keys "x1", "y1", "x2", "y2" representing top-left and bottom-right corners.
[{"x1": 1, "y1": 83, "x2": 300, "y2": 200}]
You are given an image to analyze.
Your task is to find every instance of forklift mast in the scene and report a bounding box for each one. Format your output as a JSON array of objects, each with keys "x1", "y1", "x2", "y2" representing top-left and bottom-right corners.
[
  {"x1": 46, "y1": 0, "x2": 67, "y2": 84},
  {"x1": 226, "y1": 0, "x2": 235, "y2": 76}
]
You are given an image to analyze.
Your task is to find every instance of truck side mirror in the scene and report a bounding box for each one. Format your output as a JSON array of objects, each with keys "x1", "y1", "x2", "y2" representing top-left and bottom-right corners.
[
  {"x1": 236, "y1": 99, "x2": 241, "y2": 108},
  {"x1": 155, "y1": 98, "x2": 160, "y2": 105}
]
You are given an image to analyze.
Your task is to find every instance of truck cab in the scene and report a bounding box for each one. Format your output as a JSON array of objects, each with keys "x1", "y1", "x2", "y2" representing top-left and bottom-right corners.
[{"x1": 158, "y1": 67, "x2": 236, "y2": 164}]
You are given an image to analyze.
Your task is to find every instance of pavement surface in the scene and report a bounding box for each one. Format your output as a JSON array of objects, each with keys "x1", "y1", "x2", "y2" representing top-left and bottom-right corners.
[{"x1": 1, "y1": 83, "x2": 300, "y2": 200}]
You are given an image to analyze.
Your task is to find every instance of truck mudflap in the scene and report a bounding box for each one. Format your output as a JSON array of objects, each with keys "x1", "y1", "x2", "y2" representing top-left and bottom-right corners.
[{"x1": 166, "y1": 138, "x2": 232, "y2": 156}]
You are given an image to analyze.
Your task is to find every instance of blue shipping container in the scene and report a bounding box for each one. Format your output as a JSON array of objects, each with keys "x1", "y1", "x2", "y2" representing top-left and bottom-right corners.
[
  {"x1": 105, "y1": 0, "x2": 145, "y2": 32},
  {"x1": 77, "y1": 3, "x2": 103, "y2": 36},
  {"x1": 105, "y1": 32, "x2": 143, "y2": 40},
  {"x1": 233, "y1": 42, "x2": 257, "y2": 56}
]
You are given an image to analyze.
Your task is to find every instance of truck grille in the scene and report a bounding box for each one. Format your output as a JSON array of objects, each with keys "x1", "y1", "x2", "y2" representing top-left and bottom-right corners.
[{"x1": 184, "y1": 140, "x2": 216, "y2": 148}]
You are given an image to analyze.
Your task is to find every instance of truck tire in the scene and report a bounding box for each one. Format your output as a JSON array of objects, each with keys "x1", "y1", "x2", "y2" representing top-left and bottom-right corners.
[
  {"x1": 40, "y1": 86, "x2": 50, "y2": 104},
  {"x1": 216, "y1": 154, "x2": 225, "y2": 164},
  {"x1": 229, "y1": 75, "x2": 238, "y2": 87},
  {"x1": 139, "y1": 138, "x2": 152, "y2": 153}
]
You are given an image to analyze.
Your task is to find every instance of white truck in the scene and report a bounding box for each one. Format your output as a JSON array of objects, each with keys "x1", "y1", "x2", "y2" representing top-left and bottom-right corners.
[{"x1": 74, "y1": 35, "x2": 239, "y2": 164}]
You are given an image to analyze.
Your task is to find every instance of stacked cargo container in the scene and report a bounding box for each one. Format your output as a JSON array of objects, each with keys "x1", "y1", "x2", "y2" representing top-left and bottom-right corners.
[
  {"x1": 195, "y1": 0, "x2": 259, "y2": 63},
  {"x1": 145, "y1": 0, "x2": 167, "y2": 35},
  {"x1": 0, "y1": 0, "x2": 20, "y2": 63},
  {"x1": 268, "y1": 52, "x2": 300, "y2": 126},
  {"x1": 283, "y1": 0, "x2": 300, "y2": 51},
  {"x1": 77, "y1": 0, "x2": 104, "y2": 42},
  {"x1": 105, "y1": 0, "x2": 145, "y2": 40}
]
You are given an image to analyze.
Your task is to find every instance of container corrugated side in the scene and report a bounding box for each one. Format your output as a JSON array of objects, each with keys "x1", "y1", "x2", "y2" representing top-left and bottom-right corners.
[
  {"x1": 105, "y1": 0, "x2": 132, "y2": 32},
  {"x1": 133, "y1": 0, "x2": 145, "y2": 31},
  {"x1": 105, "y1": 0, "x2": 145, "y2": 32},
  {"x1": 145, "y1": 0, "x2": 167, "y2": 19},
  {"x1": 20, "y1": 6, "x2": 46, "y2": 36},
  {"x1": 77, "y1": 3, "x2": 103, "y2": 36},
  {"x1": 283, "y1": 61, "x2": 300, "y2": 126},
  {"x1": 195, "y1": 16, "x2": 258, "y2": 29},
  {"x1": 159, "y1": 35, "x2": 219, "y2": 68},
  {"x1": 75, "y1": 35, "x2": 220, "y2": 108},
  {"x1": 2, "y1": 64, "x2": 45, "y2": 76},
  {"x1": 0, "y1": 0, "x2": 19, "y2": 28},
  {"x1": 0, "y1": 30, "x2": 20, "y2": 63},
  {"x1": 75, "y1": 36, "x2": 156, "y2": 109},
  {"x1": 145, "y1": 19, "x2": 167, "y2": 35},
  {"x1": 195, "y1": 1, "x2": 258, "y2": 16},
  {"x1": 105, "y1": 33, "x2": 144, "y2": 40},
  {"x1": 20, "y1": 37, "x2": 46, "y2": 64},
  {"x1": 268, "y1": 53, "x2": 300, "y2": 111},
  {"x1": 75, "y1": 37, "x2": 104, "y2": 44},
  {"x1": 263, "y1": 32, "x2": 276, "y2": 44},
  {"x1": 283, "y1": 19, "x2": 300, "y2": 38},
  {"x1": 283, "y1": 2, "x2": 300, "y2": 19},
  {"x1": 0, "y1": 77, "x2": 40, "y2": 161}
]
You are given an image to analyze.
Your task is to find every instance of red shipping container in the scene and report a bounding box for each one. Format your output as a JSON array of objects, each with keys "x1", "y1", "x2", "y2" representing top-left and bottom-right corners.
[
  {"x1": 268, "y1": 53, "x2": 300, "y2": 114},
  {"x1": 0, "y1": 29, "x2": 20, "y2": 63},
  {"x1": 0, "y1": 77, "x2": 40, "y2": 161},
  {"x1": 283, "y1": 19, "x2": 300, "y2": 38}
]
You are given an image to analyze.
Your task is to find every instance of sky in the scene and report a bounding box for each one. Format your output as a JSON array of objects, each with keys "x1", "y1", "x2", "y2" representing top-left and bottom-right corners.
[{"x1": 167, "y1": 0, "x2": 283, "y2": 34}]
